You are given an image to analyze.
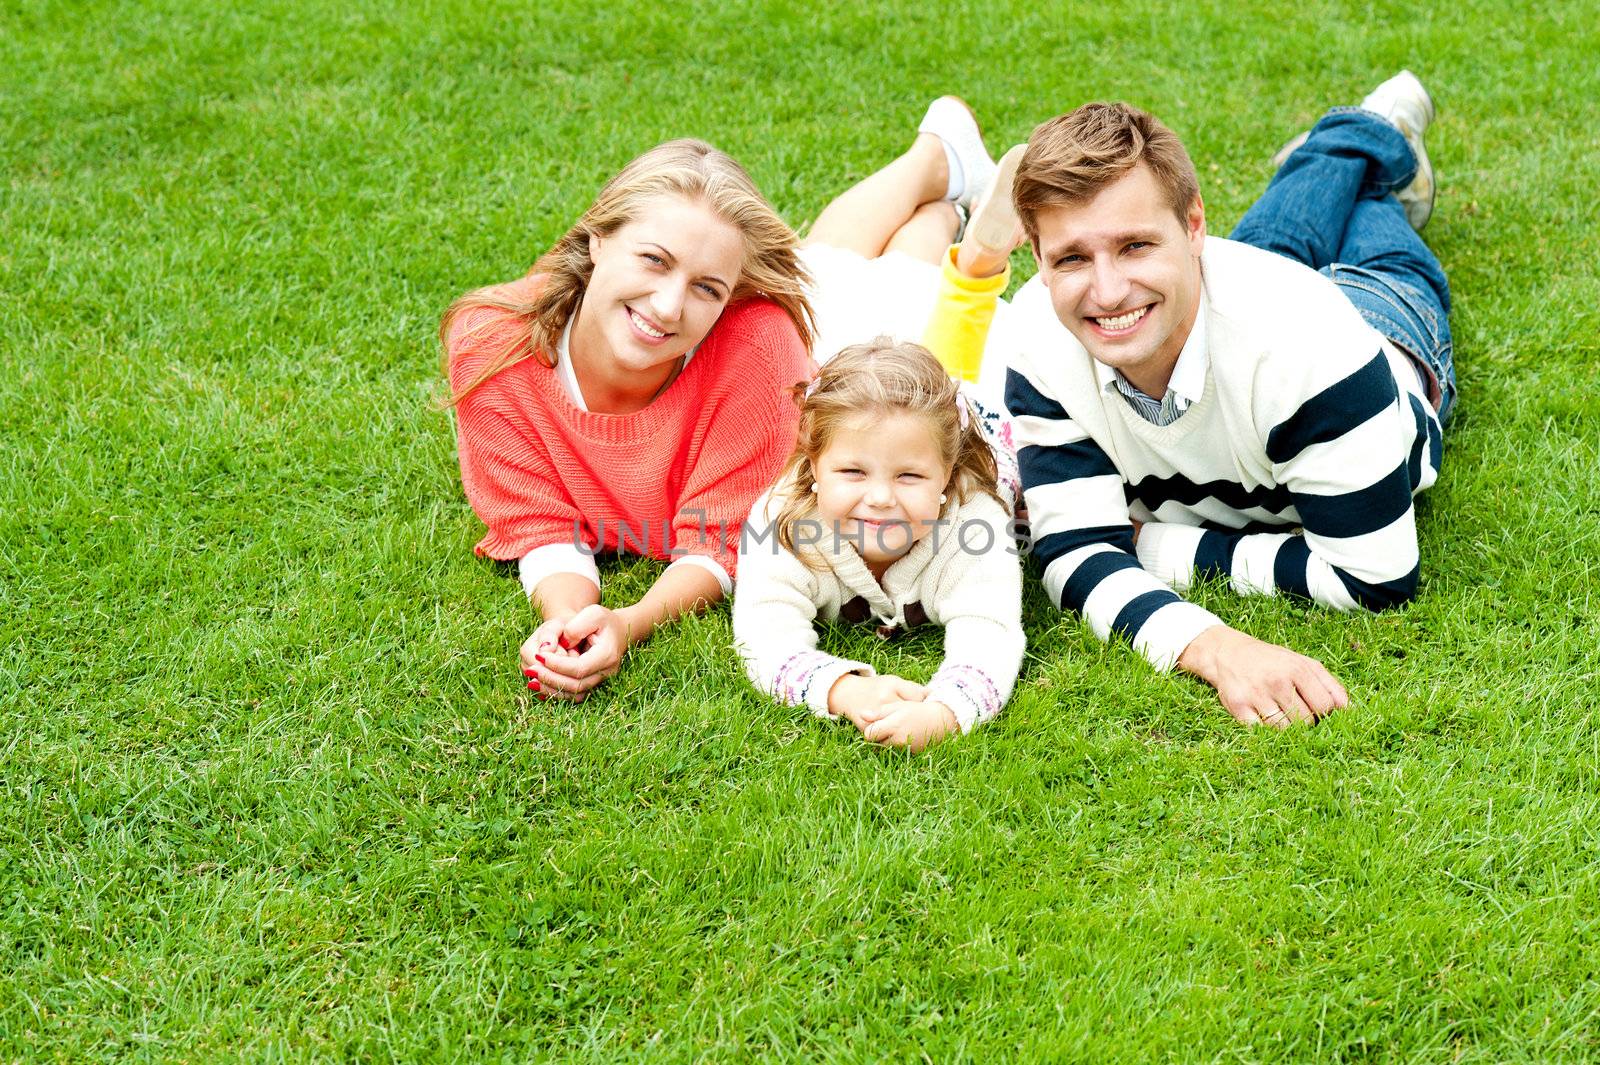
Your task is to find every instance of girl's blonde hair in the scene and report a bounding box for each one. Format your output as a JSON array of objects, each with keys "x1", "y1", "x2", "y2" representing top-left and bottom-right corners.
[
  {"x1": 440, "y1": 138, "x2": 816, "y2": 405},
  {"x1": 773, "y1": 337, "x2": 1002, "y2": 562}
]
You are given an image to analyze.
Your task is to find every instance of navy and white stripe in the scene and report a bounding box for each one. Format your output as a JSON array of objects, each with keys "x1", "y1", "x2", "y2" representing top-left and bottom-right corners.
[{"x1": 1008, "y1": 368, "x2": 1222, "y2": 670}]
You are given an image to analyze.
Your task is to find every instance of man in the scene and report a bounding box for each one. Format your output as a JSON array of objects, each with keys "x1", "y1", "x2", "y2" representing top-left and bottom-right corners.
[{"x1": 1003, "y1": 72, "x2": 1455, "y2": 727}]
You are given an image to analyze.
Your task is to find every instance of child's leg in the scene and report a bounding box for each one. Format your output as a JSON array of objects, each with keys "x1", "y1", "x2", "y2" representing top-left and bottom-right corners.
[
  {"x1": 807, "y1": 97, "x2": 996, "y2": 260},
  {"x1": 884, "y1": 200, "x2": 960, "y2": 265},
  {"x1": 805, "y1": 134, "x2": 949, "y2": 258},
  {"x1": 920, "y1": 145, "x2": 1026, "y2": 383},
  {"x1": 921, "y1": 248, "x2": 1008, "y2": 383}
]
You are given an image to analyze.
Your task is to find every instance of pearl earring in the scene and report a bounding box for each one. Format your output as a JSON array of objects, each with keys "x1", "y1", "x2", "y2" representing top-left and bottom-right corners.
[
  {"x1": 810, "y1": 483, "x2": 819, "y2": 493},
  {"x1": 939, "y1": 493, "x2": 948, "y2": 505}
]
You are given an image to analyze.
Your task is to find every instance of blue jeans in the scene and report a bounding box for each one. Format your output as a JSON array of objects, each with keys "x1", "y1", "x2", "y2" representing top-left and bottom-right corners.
[{"x1": 1230, "y1": 108, "x2": 1457, "y2": 425}]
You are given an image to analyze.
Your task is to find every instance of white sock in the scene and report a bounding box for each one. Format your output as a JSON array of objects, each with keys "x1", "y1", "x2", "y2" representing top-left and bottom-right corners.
[
  {"x1": 918, "y1": 97, "x2": 992, "y2": 204},
  {"x1": 938, "y1": 140, "x2": 964, "y2": 201}
]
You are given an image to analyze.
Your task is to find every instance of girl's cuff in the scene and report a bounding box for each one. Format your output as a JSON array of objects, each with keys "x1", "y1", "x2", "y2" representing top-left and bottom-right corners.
[{"x1": 926, "y1": 663, "x2": 1003, "y2": 733}]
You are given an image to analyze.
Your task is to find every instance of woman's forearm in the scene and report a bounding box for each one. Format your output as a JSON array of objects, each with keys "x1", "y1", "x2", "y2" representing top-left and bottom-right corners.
[
  {"x1": 617, "y1": 562, "x2": 724, "y2": 646},
  {"x1": 532, "y1": 571, "x2": 602, "y2": 624}
]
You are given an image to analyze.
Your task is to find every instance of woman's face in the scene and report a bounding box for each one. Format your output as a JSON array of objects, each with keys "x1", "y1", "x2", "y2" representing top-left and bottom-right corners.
[{"x1": 575, "y1": 194, "x2": 745, "y2": 375}]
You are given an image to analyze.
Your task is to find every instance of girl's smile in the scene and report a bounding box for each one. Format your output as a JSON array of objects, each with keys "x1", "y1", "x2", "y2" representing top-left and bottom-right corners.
[{"x1": 812, "y1": 411, "x2": 953, "y2": 577}]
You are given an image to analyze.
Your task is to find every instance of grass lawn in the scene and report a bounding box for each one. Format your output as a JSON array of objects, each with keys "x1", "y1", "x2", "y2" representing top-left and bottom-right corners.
[{"x1": 4, "y1": 0, "x2": 1599, "y2": 1059}]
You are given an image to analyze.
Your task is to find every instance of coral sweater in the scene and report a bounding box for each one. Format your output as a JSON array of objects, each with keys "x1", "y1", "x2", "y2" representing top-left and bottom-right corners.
[{"x1": 448, "y1": 273, "x2": 813, "y2": 577}]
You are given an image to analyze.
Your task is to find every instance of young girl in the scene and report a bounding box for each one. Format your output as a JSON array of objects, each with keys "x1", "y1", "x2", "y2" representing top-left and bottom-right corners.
[
  {"x1": 732, "y1": 338, "x2": 1025, "y2": 752},
  {"x1": 799, "y1": 96, "x2": 1027, "y2": 503}
]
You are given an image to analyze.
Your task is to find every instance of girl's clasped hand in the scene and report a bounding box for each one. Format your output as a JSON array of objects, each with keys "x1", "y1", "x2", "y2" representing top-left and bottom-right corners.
[{"x1": 826, "y1": 673, "x2": 960, "y2": 752}]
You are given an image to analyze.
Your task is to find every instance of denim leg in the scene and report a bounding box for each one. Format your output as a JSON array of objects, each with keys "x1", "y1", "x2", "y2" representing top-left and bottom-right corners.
[
  {"x1": 1334, "y1": 194, "x2": 1451, "y2": 316},
  {"x1": 1230, "y1": 108, "x2": 1458, "y2": 425},
  {"x1": 1229, "y1": 108, "x2": 1417, "y2": 269}
]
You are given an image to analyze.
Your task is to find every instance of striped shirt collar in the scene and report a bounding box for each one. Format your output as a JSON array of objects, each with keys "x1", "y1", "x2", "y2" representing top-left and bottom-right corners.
[{"x1": 1095, "y1": 290, "x2": 1210, "y2": 423}]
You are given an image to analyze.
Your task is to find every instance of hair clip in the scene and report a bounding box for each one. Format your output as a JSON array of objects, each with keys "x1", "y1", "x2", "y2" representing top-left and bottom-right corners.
[
  {"x1": 803, "y1": 377, "x2": 821, "y2": 400},
  {"x1": 956, "y1": 393, "x2": 971, "y2": 431}
]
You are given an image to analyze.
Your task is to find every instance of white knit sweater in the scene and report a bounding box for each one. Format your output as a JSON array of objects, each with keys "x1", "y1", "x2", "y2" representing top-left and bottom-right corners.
[{"x1": 732, "y1": 484, "x2": 1025, "y2": 733}]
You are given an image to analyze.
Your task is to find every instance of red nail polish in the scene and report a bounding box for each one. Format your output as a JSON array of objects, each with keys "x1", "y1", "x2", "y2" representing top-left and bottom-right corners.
[
  {"x1": 523, "y1": 667, "x2": 537, "y2": 677},
  {"x1": 535, "y1": 654, "x2": 546, "y2": 665},
  {"x1": 527, "y1": 679, "x2": 541, "y2": 690}
]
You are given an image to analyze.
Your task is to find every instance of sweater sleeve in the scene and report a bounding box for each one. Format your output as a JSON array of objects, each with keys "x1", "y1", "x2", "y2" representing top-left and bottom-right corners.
[
  {"x1": 922, "y1": 497, "x2": 1026, "y2": 733},
  {"x1": 732, "y1": 500, "x2": 876, "y2": 719},
  {"x1": 1006, "y1": 365, "x2": 1222, "y2": 671},
  {"x1": 445, "y1": 281, "x2": 593, "y2": 560},
  {"x1": 1136, "y1": 351, "x2": 1438, "y2": 612},
  {"x1": 670, "y1": 302, "x2": 812, "y2": 577}
]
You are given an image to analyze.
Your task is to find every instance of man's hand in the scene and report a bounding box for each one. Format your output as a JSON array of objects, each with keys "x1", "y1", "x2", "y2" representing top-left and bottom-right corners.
[
  {"x1": 862, "y1": 700, "x2": 960, "y2": 752},
  {"x1": 1178, "y1": 624, "x2": 1348, "y2": 727},
  {"x1": 827, "y1": 673, "x2": 927, "y2": 732}
]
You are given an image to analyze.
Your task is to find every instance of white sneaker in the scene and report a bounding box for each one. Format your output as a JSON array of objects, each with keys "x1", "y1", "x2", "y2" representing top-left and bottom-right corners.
[
  {"x1": 918, "y1": 96, "x2": 996, "y2": 209},
  {"x1": 963, "y1": 144, "x2": 1026, "y2": 256},
  {"x1": 1362, "y1": 69, "x2": 1437, "y2": 230}
]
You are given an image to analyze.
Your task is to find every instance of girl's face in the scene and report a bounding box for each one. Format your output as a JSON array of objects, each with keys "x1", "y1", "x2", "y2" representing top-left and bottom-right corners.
[
  {"x1": 575, "y1": 194, "x2": 744, "y2": 375},
  {"x1": 812, "y1": 411, "x2": 953, "y2": 572}
]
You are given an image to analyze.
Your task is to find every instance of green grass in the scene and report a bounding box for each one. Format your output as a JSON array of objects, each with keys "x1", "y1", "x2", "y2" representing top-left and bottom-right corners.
[{"x1": 4, "y1": 0, "x2": 1599, "y2": 1059}]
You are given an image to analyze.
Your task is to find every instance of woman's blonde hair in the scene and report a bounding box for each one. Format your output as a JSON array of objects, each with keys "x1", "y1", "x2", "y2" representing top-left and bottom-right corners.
[
  {"x1": 440, "y1": 138, "x2": 815, "y2": 405},
  {"x1": 773, "y1": 337, "x2": 1002, "y2": 563}
]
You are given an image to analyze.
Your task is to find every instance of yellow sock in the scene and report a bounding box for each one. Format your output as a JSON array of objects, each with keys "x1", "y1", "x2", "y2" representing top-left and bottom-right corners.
[{"x1": 920, "y1": 245, "x2": 1008, "y2": 384}]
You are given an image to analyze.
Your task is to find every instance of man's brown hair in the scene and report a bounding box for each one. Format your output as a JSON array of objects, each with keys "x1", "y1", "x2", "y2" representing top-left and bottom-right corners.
[{"x1": 1012, "y1": 102, "x2": 1200, "y2": 239}]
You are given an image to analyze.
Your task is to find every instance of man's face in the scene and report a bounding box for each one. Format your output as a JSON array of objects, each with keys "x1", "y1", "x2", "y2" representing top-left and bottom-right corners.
[{"x1": 1032, "y1": 164, "x2": 1206, "y2": 392}]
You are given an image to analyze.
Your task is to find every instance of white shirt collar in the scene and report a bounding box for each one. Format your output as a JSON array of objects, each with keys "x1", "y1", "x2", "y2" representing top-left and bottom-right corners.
[{"x1": 553, "y1": 313, "x2": 702, "y2": 413}]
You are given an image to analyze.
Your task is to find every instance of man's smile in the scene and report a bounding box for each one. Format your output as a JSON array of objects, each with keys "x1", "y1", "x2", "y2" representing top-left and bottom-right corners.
[{"x1": 1087, "y1": 304, "x2": 1152, "y2": 336}]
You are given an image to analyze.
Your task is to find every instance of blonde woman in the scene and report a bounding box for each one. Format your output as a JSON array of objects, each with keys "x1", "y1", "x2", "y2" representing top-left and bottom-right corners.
[{"x1": 442, "y1": 139, "x2": 815, "y2": 701}]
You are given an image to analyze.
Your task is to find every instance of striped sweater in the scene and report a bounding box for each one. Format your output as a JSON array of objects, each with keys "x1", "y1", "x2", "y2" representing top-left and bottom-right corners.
[{"x1": 1004, "y1": 236, "x2": 1443, "y2": 671}]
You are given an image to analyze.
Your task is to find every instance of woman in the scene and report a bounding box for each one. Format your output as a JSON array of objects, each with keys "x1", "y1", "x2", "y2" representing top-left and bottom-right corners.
[{"x1": 441, "y1": 139, "x2": 816, "y2": 701}]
